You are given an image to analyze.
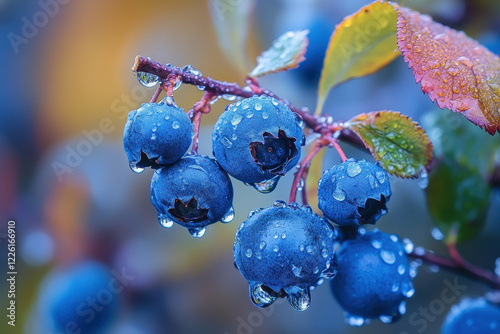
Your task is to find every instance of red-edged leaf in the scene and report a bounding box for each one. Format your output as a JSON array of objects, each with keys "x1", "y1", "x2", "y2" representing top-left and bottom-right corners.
[{"x1": 396, "y1": 5, "x2": 500, "y2": 135}]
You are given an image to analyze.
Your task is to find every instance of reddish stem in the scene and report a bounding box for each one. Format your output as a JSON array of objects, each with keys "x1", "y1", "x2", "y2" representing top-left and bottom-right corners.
[
  {"x1": 149, "y1": 83, "x2": 165, "y2": 103},
  {"x1": 325, "y1": 135, "x2": 347, "y2": 162},
  {"x1": 289, "y1": 140, "x2": 325, "y2": 204},
  {"x1": 191, "y1": 111, "x2": 202, "y2": 154}
]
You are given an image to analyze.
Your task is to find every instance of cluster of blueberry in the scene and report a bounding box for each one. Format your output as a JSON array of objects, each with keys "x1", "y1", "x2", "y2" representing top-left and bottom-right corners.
[{"x1": 122, "y1": 94, "x2": 419, "y2": 324}]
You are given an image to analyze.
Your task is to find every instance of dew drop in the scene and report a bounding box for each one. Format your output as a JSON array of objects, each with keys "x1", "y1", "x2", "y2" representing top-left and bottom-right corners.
[
  {"x1": 294, "y1": 114, "x2": 304, "y2": 128},
  {"x1": 182, "y1": 64, "x2": 201, "y2": 76},
  {"x1": 399, "y1": 301, "x2": 407, "y2": 315},
  {"x1": 249, "y1": 283, "x2": 276, "y2": 308},
  {"x1": 246, "y1": 249, "x2": 253, "y2": 258},
  {"x1": 246, "y1": 111, "x2": 254, "y2": 118},
  {"x1": 222, "y1": 137, "x2": 233, "y2": 149},
  {"x1": 379, "y1": 315, "x2": 393, "y2": 324},
  {"x1": 172, "y1": 121, "x2": 180, "y2": 129},
  {"x1": 398, "y1": 264, "x2": 406, "y2": 275},
  {"x1": 376, "y1": 170, "x2": 386, "y2": 183},
  {"x1": 321, "y1": 248, "x2": 329, "y2": 258},
  {"x1": 158, "y1": 216, "x2": 174, "y2": 228},
  {"x1": 346, "y1": 162, "x2": 362, "y2": 177},
  {"x1": 292, "y1": 264, "x2": 303, "y2": 277},
  {"x1": 150, "y1": 133, "x2": 157, "y2": 140},
  {"x1": 401, "y1": 281, "x2": 415, "y2": 297},
  {"x1": 271, "y1": 98, "x2": 279, "y2": 106},
  {"x1": 313, "y1": 266, "x2": 319, "y2": 274},
  {"x1": 403, "y1": 238, "x2": 414, "y2": 254},
  {"x1": 262, "y1": 112, "x2": 269, "y2": 119},
  {"x1": 281, "y1": 233, "x2": 286, "y2": 239},
  {"x1": 380, "y1": 250, "x2": 396, "y2": 264},
  {"x1": 231, "y1": 114, "x2": 243, "y2": 126},
  {"x1": 431, "y1": 227, "x2": 444, "y2": 241},
  {"x1": 222, "y1": 94, "x2": 237, "y2": 101},
  {"x1": 188, "y1": 227, "x2": 207, "y2": 238},
  {"x1": 390, "y1": 235, "x2": 398, "y2": 243},
  {"x1": 137, "y1": 72, "x2": 159, "y2": 88},
  {"x1": 286, "y1": 287, "x2": 311, "y2": 311},
  {"x1": 273, "y1": 245, "x2": 279, "y2": 252},
  {"x1": 333, "y1": 186, "x2": 346, "y2": 201},
  {"x1": 260, "y1": 241, "x2": 266, "y2": 250},
  {"x1": 372, "y1": 240, "x2": 383, "y2": 249},
  {"x1": 273, "y1": 200, "x2": 287, "y2": 208},
  {"x1": 129, "y1": 162, "x2": 144, "y2": 174},
  {"x1": 345, "y1": 314, "x2": 365, "y2": 326},
  {"x1": 418, "y1": 170, "x2": 429, "y2": 189},
  {"x1": 392, "y1": 283, "x2": 399, "y2": 292},
  {"x1": 250, "y1": 176, "x2": 280, "y2": 193},
  {"x1": 254, "y1": 102, "x2": 262, "y2": 111},
  {"x1": 247, "y1": 208, "x2": 263, "y2": 218},
  {"x1": 306, "y1": 245, "x2": 314, "y2": 254},
  {"x1": 221, "y1": 206, "x2": 234, "y2": 223}
]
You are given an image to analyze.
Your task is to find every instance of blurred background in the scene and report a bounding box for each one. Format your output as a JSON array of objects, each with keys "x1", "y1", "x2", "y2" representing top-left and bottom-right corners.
[{"x1": 0, "y1": 0, "x2": 499, "y2": 333}]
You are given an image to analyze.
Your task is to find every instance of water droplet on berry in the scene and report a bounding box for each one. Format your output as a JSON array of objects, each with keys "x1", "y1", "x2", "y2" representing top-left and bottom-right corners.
[
  {"x1": 345, "y1": 314, "x2": 365, "y2": 326},
  {"x1": 333, "y1": 186, "x2": 346, "y2": 201},
  {"x1": 273, "y1": 200, "x2": 287, "y2": 208},
  {"x1": 161, "y1": 95, "x2": 178, "y2": 107},
  {"x1": 250, "y1": 176, "x2": 280, "y2": 193},
  {"x1": 431, "y1": 227, "x2": 444, "y2": 240},
  {"x1": 399, "y1": 301, "x2": 407, "y2": 315},
  {"x1": 247, "y1": 208, "x2": 263, "y2": 218},
  {"x1": 150, "y1": 133, "x2": 157, "y2": 140},
  {"x1": 262, "y1": 112, "x2": 269, "y2": 119},
  {"x1": 249, "y1": 282, "x2": 276, "y2": 308},
  {"x1": 403, "y1": 238, "x2": 414, "y2": 254},
  {"x1": 221, "y1": 206, "x2": 234, "y2": 223},
  {"x1": 376, "y1": 170, "x2": 386, "y2": 183},
  {"x1": 398, "y1": 264, "x2": 406, "y2": 275},
  {"x1": 292, "y1": 264, "x2": 303, "y2": 277},
  {"x1": 231, "y1": 114, "x2": 243, "y2": 126},
  {"x1": 188, "y1": 227, "x2": 207, "y2": 238},
  {"x1": 313, "y1": 266, "x2": 319, "y2": 274},
  {"x1": 271, "y1": 98, "x2": 279, "y2": 106},
  {"x1": 245, "y1": 111, "x2": 254, "y2": 118},
  {"x1": 401, "y1": 281, "x2": 415, "y2": 297},
  {"x1": 286, "y1": 286, "x2": 311, "y2": 311},
  {"x1": 379, "y1": 315, "x2": 394, "y2": 323},
  {"x1": 281, "y1": 233, "x2": 286, "y2": 239},
  {"x1": 346, "y1": 162, "x2": 362, "y2": 177},
  {"x1": 321, "y1": 248, "x2": 329, "y2": 258},
  {"x1": 254, "y1": 102, "x2": 262, "y2": 111},
  {"x1": 246, "y1": 249, "x2": 253, "y2": 258},
  {"x1": 137, "y1": 72, "x2": 159, "y2": 87},
  {"x1": 380, "y1": 250, "x2": 396, "y2": 264},
  {"x1": 273, "y1": 245, "x2": 279, "y2": 252},
  {"x1": 306, "y1": 245, "x2": 314, "y2": 254},
  {"x1": 129, "y1": 162, "x2": 144, "y2": 174},
  {"x1": 372, "y1": 240, "x2": 382, "y2": 249},
  {"x1": 172, "y1": 121, "x2": 180, "y2": 130},
  {"x1": 158, "y1": 216, "x2": 174, "y2": 228},
  {"x1": 222, "y1": 137, "x2": 233, "y2": 149},
  {"x1": 260, "y1": 241, "x2": 266, "y2": 250},
  {"x1": 392, "y1": 283, "x2": 399, "y2": 292},
  {"x1": 294, "y1": 114, "x2": 304, "y2": 128},
  {"x1": 321, "y1": 261, "x2": 338, "y2": 279}
]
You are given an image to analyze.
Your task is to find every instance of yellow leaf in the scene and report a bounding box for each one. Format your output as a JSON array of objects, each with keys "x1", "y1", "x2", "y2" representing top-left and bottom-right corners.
[{"x1": 316, "y1": 1, "x2": 399, "y2": 115}]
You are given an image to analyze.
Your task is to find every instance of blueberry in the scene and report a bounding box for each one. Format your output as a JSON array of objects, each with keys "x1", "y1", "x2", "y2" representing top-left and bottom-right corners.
[
  {"x1": 442, "y1": 297, "x2": 500, "y2": 334},
  {"x1": 233, "y1": 201, "x2": 338, "y2": 311},
  {"x1": 37, "y1": 261, "x2": 119, "y2": 334},
  {"x1": 212, "y1": 96, "x2": 304, "y2": 191},
  {"x1": 318, "y1": 159, "x2": 391, "y2": 225},
  {"x1": 331, "y1": 229, "x2": 413, "y2": 325},
  {"x1": 123, "y1": 102, "x2": 193, "y2": 172},
  {"x1": 150, "y1": 155, "x2": 234, "y2": 237}
]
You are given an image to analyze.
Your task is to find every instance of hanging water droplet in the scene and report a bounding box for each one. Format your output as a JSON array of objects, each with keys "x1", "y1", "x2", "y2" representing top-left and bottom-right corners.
[
  {"x1": 129, "y1": 162, "x2": 144, "y2": 174},
  {"x1": 401, "y1": 281, "x2": 415, "y2": 297},
  {"x1": 372, "y1": 240, "x2": 383, "y2": 249},
  {"x1": 182, "y1": 64, "x2": 201, "y2": 76},
  {"x1": 221, "y1": 206, "x2": 234, "y2": 223},
  {"x1": 247, "y1": 208, "x2": 263, "y2": 218},
  {"x1": 347, "y1": 162, "x2": 362, "y2": 177},
  {"x1": 188, "y1": 227, "x2": 207, "y2": 238},
  {"x1": 246, "y1": 249, "x2": 253, "y2": 258},
  {"x1": 158, "y1": 216, "x2": 174, "y2": 228},
  {"x1": 161, "y1": 95, "x2": 178, "y2": 107},
  {"x1": 390, "y1": 235, "x2": 398, "y2": 243},
  {"x1": 399, "y1": 301, "x2": 407, "y2": 315},
  {"x1": 297, "y1": 178, "x2": 304, "y2": 191},
  {"x1": 403, "y1": 238, "x2": 414, "y2": 254},
  {"x1": 286, "y1": 287, "x2": 311, "y2": 311},
  {"x1": 173, "y1": 79, "x2": 182, "y2": 91},
  {"x1": 292, "y1": 264, "x2": 303, "y2": 277},
  {"x1": 380, "y1": 250, "x2": 396, "y2": 264},
  {"x1": 222, "y1": 94, "x2": 237, "y2": 101},
  {"x1": 294, "y1": 114, "x2": 304, "y2": 128},
  {"x1": 273, "y1": 200, "x2": 287, "y2": 208},
  {"x1": 431, "y1": 227, "x2": 444, "y2": 241},
  {"x1": 137, "y1": 72, "x2": 159, "y2": 88},
  {"x1": 321, "y1": 261, "x2": 338, "y2": 279},
  {"x1": 418, "y1": 170, "x2": 429, "y2": 189},
  {"x1": 333, "y1": 186, "x2": 346, "y2": 201},
  {"x1": 345, "y1": 314, "x2": 365, "y2": 326},
  {"x1": 249, "y1": 283, "x2": 276, "y2": 308},
  {"x1": 398, "y1": 264, "x2": 406, "y2": 275},
  {"x1": 379, "y1": 315, "x2": 393, "y2": 324},
  {"x1": 250, "y1": 176, "x2": 280, "y2": 193}
]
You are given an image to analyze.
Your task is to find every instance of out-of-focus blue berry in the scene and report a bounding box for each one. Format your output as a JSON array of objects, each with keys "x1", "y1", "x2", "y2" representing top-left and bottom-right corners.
[
  {"x1": 38, "y1": 260, "x2": 120, "y2": 334},
  {"x1": 331, "y1": 229, "x2": 413, "y2": 325},
  {"x1": 442, "y1": 297, "x2": 500, "y2": 334},
  {"x1": 233, "y1": 201, "x2": 338, "y2": 311},
  {"x1": 123, "y1": 102, "x2": 193, "y2": 172},
  {"x1": 212, "y1": 96, "x2": 304, "y2": 190},
  {"x1": 150, "y1": 155, "x2": 234, "y2": 237},
  {"x1": 318, "y1": 159, "x2": 391, "y2": 225}
]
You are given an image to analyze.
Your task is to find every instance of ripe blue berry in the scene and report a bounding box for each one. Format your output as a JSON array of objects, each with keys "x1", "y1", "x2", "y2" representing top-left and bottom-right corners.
[
  {"x1": 123, "y1": 102, "x2": 193, "y2": 173},
  {"x1": 442, "y1": 298, "x2": 500, "y2": 334},
  {"x1": 318, "y1": 159, "x2": 391, "y2": 225},
  {"x1": 331, "y1": 229, "x2": 413, "y2": 325},
  {"x1": 37, "y1": 261, "x2": 119, "y2": 334},
  {"x1": 151, "y1": 155, "x2": 234, "y2": 237},
  {"x1": 212, "y1": 96, "x2": 304, "y2": 192},
  {"x1": 233, "y1": 201, "x2": 338, "y2": 311}
]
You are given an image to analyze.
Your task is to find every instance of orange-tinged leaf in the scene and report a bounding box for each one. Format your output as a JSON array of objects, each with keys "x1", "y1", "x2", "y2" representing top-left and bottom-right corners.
[
  {"x1": 250, "y1": 30, "x2": 308, "y2": 77},
  {"x1": 396, "y1": 5, "x2": 500, "y2": 135},
  {"x1": 316, "y1": 1, "x2": 399, "y2": 114},
  {"x1": 347, "y1": 111, "x2": 433, "y2": 178}
]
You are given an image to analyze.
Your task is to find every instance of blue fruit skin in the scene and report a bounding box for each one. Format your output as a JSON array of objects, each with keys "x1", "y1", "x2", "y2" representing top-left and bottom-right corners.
[
  {"x1": 212, "y1": 95, "x2": 304, "y2": 184},
  {"x1": 331, "y1": 230, "x2": 413, "y2": 320},
  {"x1": 318, "y1": 159, "x2": 391, "y2": 226},
  {"x1": 234, "y1": 203, "x2": 338, "y2": 293},
  {"x1": 39, "y1": 261, "x2": 119, "y2": 334},
  {"x1": 123, "y1": 102, "x2": 193, "y2": 169},
  {"x1": 442, "y1": 298, "x2": 500, "y2": 334},
  {"x1": 151, "y1": 155, "x2": 233, "y2": 229}
]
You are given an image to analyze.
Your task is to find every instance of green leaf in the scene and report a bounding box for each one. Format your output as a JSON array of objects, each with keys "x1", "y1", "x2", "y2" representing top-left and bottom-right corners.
[
  {"x1": 316, "y1": 0, "x2": 399, "y2": 114},
  {"x1": 249, "y1": 30, "x2": 308, "y2": 77},
  {"x1": 208, "y1": 0, "x2": 254, "y2": 73},
  {"x1": 426, "y1": 159, "x2": 490, "y2": 243},
  {"x1": 346, "y1": 111, "x2": 433, "y2": 178}
]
